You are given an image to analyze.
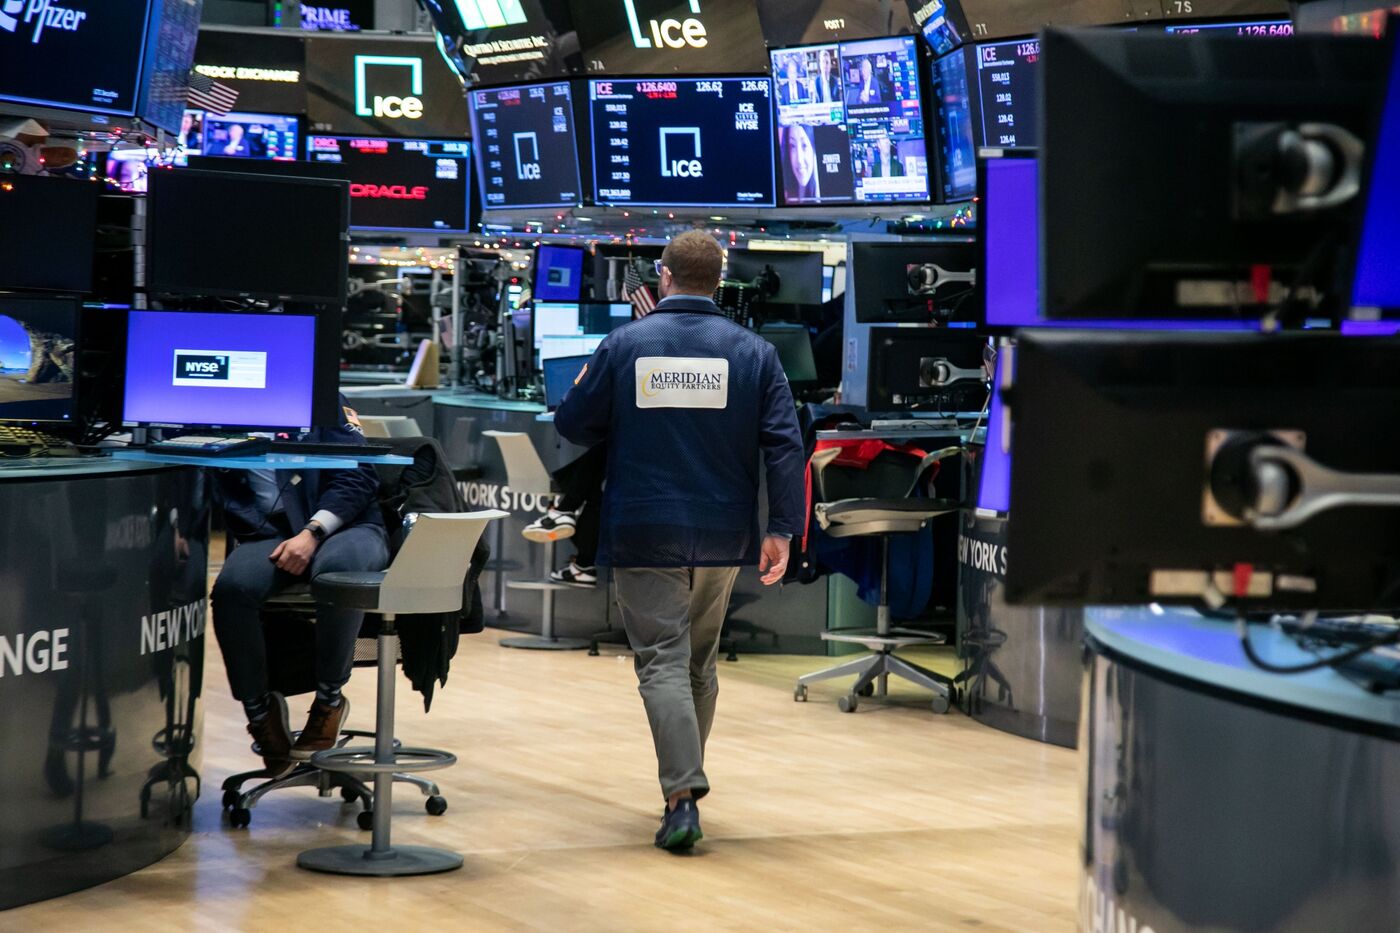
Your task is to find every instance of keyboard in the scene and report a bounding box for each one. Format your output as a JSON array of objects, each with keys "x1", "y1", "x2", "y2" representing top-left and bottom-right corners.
[
  {"x1": 145, "y1": 436, "x2": 272, "y2": 457},
  {"x1": 0, "y1": 424, "x2": 77, "y2": 455},
  {"x1": 269, "y1": 440, "x2": 395, "y2": 457},
  {"x1": 1336, "y1": 647, "x2": 1400, "y2": 693},
  {"x1": 1277, "y1": 615, "x2": 1400, "y2": 647}
]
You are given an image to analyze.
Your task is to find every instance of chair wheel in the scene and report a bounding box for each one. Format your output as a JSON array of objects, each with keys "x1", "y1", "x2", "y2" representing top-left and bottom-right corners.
[
  {"x1": 858, "y1": 683, "x2": 875, "y2": 697},
  {"x1": 794, "y1": 685, "x2": 807, "y2": 702},
  {"x1": 426, "y1": 795, "x2": 448, "y2": 816},
  {"x1": 837, "y1": 695, "x2": 857, "y2": 713},
  {"x1": 931, "y1": 694, "x2": 952, "y2": 715},
  {"x1": 588, "y1": 647, "x2": 599, "y2": 656},
  {"x1": 221, "y1": 788, "x2": 240, "y2": 810},
  {"x1": 229, "y1": 807, "x2": 251, "y2": 829},
  {"x1": 357, "y1": 809, "x2": 374, "y2": 831},
  {"x1": 340, "y1": 786, "x2": 359, "y2": 802}
]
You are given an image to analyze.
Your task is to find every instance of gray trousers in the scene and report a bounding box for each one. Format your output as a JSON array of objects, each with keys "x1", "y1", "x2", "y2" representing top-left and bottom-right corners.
[{"x1": 614, "y1": 566, "x2": 741, "y2": 800}]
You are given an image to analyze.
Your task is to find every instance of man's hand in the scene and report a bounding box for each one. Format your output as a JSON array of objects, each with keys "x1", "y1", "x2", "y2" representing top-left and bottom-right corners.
[
  {"x1": 269, "y1": 530, "x2": 319, "y2": 576},
  {"x1": 758, "y1": 535, "x2": 791, "y2": 586}
]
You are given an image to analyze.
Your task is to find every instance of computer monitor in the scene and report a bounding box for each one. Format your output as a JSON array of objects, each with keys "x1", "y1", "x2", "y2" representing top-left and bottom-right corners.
[
  {"x1": 851, "y1": 241, "x2": 977, "y2": 325},
  {"x1": 0, "y1": 0, "x2": 150, "y2": 118},
  {"x1": 0, "y1": 175, "x2": 98, "y2": 294},
  {"x1": 866, "y1": 328, "x2": 987, "y2": 413},
  {"x1": 542, "y1": 354, "x2": 590, "y2": 411},
  {"x1": 972, "y1": 37, "x2": 1039, "y2": 149},
  {"x1": 201, "y1": 111, "x2": 300, "y2": 161},
  {"x1": 101, "y1": 148, "x2": 167, "y2": 193},
  {"x1": 1004, "y1": 329, "x2": 1400, "y2": 611},
  {"x1": 931, "y1": 47, "x2": 977, "y2": 202},
  {"x1": 727, "y1": 251, "x2": 825, "y2": 306},
  {"x1": 1352, "y1": 24, "x2": 1400, "y2": 314},
  {"x1": 771, "y1": 36, "x2": 931, "y2": 205},
  {"x1": 757, "y1": 324, "x2": 819, "y2": 384},
  {"x1": 0, "y1": 296, "x2": 79, "y2": 425},
  {"x1": 533, "y1": 246, "x2": 586, "y2": 303},
  {"x1": 533, "y1": 302, "x2": 583, "y2": 350},
  {"x1": 305, "y1": 135, "x2": 473, "y2": 234},
  {"x1": 539, "y1": 335, "x2": 603, "y2": 363},
  {"x1": 588, "y1": 77, "x2": 777, "y2": 208},
  {"x1": 186, "y1": 155, "x2": 351, "y2": 181},
  {"x1": 122, "y1": 309, "x2": 333, "y2": 431},
  {"x1": 977, "y1": 151, "x2": 1263, "y2": 334},
  {"x1": 580, "y1": 303, "x2": 632, "y2": 335},
  {"x1": 1162, "y1": 19, "x2": 1295, "y2": 36},
  {"x1": 1040, "y1": 28, "x2": 1388, "y2": 318},
  {"x1": 975, "y1": 352, "x2": 1010, "y2": 515},
  {"x1": 146, "y1": 169, "x2": 349, "y2": 305},
  {"x1": 469, "y1": 82, "x2": 583, "y2": 211}
]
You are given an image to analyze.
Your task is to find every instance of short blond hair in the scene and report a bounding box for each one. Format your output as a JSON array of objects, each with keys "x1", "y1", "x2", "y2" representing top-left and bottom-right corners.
[{"x1": 660, "y1": 231, "x2": 724, "y2": 294}]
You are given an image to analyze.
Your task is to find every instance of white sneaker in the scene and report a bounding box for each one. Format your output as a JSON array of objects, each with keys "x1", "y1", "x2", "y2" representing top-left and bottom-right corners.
[
  {"x1": 522, "y1": 508, "x2": 577, "y2": 542},
  {"x1": 550, "y1": 561, "x2": 597, "y2": 588}
]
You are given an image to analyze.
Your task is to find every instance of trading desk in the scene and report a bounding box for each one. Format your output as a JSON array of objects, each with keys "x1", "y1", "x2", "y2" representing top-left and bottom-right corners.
[
  {"x1": 0, "y1": 458, "x2": 208, "y2": 909},
  {"x1": 1081, "y1": 608, "x2": 1400, "y2": 932}
]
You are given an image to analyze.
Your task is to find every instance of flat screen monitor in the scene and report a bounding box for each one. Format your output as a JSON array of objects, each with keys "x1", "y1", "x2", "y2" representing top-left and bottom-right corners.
[
  {"x1": 727, "y1": 251, "x2": 825, "y2": 304},
  {"x1": 542, "y1": 354, "x2": 590, "y2": 411},
  {"x1": 186, "y1": 155, "x2": 350, "y2": 181},
  {"x1": 0, "y1": 0, "x2": 151, "y2": 117},
  {"x1": 976, "y1": 353, "x2": 1010, "y2": 514},
  {"x1": 101, "y1": 147, "x2": 170, "y2": 193},
  {"x1": 469, "y1": 81, "x2": 583, "y2": 210},
  {"x1": 122, "y1": 310, "x2": 321, "y2": 431},
  {"x1": 306, "y1": 135, "x2": 472, "y2": 233},
  {"x1": 146, "y1": 169, "x2": 349, "y2": 305},
  {"x1": 201, "y1": 111, "x2": 301, "y2": 161},
  {"x1": 533, "y1": 301, "x2": 582, "y2": 349},
  {"x1": 979, "y1": 151, "x2": 1263, "y2": 333},
  {"x1": 757, "y1": 324, "x2": 818, "y2": 384},
  {"x1": 1040, "y1": 28, "x2": 1386, "y2": 318},
  {"x1": 972, "y1": 37, "x2": 1040, "y2": 149},
  {"x1": 0, "y1": 175, "x2": 98, "y2": 294},
  {"x1": 589, "y1": 77, "x2": 776, "y2": 208},
  {"x1": 1353, "y1": 26, "x2": 1400, "y2": 314},
  {"x1": 1162, "y1": 19, "x2": 1294, "y2": 36},
  {"x1": 851, "y1": 241, "x2": 978, "y2": 325},
  {"x1": 771, "y1": 36, "x2": 930, "y2": 205},
  {"x1": 139, "y1": 0, "x2": 202, "y2": 133},
  {"x1": 539, "y1": 335, "x2": 603, "y2": 363},
  {"x1": 917, "y1": 0, "x2": 963, "y2": 55},
  {"x1": 932, "y1": 47, "x2": 977, "y2": 202},
  {"x1": 0, "y1": 296, "x2": 79, "y2": 424},
  {"x1": 533, "y1": 245, "x2": 586, "y2": 303}
]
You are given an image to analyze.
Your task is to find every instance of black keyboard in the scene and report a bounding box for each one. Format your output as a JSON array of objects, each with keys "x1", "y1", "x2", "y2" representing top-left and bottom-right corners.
[
  {"x1": 269, "y1": 441, "x2": 395, "y2": 457},
  {"x1": 1278, "y1": 615, "x2": 1400, "y2": 647},
  {"x1": 0, "y1": 424, "x2": 74, "y2": 453},
  {"x1": 145, "y1": 436, "x2": 272, "y2": 457}
]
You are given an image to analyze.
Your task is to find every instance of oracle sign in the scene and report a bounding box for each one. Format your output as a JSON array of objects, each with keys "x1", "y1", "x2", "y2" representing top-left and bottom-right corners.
[{"x1": 350, "y1": 183, "x2": 430, "y2": 199}]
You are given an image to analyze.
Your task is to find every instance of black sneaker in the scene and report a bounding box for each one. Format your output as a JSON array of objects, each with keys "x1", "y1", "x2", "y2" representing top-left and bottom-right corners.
[
  {"x1": 654, "y1": 798, "x2": 703, "y2": 851},
  {"x1": 550, "y1": 560, "x2": 597, "y2": 588},
  {"x1": 523, "y1": 508, "x2": 577, "y2": 543}
]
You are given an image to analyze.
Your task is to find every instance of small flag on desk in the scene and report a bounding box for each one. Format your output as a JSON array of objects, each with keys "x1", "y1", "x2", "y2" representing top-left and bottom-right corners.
[
  {"x1": 186, "y1": 72, "x2": 239, "y2": 115},
  {"x1": 623, "y1": 259, "x2": 657, "y2": 318}
]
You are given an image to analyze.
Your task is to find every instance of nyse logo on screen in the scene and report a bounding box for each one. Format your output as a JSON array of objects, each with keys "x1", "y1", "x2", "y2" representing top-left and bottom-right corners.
[
  {"x1": 0, "y1": 0, "x2": 88, "y2": 44},
  {"x1": 660, "y1": 127, "x2": 702, "y2": 179},
  {"x1": 514, "y1": 131, "x2": 542, "y2": 180},
  {"x1": 624, "y1": 0, "x2": 707, "y2": 50},
  {"x1": 354, "y1": 55, "x2": 425, "y2": 120},
  {"x1": 176, "y1": 353, "x2": 231, "y2": 381}
]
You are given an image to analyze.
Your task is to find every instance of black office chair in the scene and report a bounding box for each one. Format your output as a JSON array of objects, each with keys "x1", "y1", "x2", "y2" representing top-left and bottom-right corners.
[{"x1": 794, "y1": 446, "x2": 962, "y2": 714}]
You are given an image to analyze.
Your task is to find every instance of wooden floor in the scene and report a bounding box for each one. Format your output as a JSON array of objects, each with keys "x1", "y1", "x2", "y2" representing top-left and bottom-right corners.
[{"x1": 8, "y1": 611, "x2": 1080, "y2": 931}]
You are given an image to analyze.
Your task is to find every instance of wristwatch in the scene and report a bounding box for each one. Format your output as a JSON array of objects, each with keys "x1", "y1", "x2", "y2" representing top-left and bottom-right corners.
[{"x1": 304, "y1": 521, "x2": 328, "y2": 543}]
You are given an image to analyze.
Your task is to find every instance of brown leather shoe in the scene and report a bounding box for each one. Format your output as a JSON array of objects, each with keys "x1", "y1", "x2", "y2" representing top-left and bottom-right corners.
[
  {"x1": 247, "y1": 692, "x2": 294, "y2": 778},
  {"x1": 291, "y1": 697, "x2": 350, "y2": 760}
]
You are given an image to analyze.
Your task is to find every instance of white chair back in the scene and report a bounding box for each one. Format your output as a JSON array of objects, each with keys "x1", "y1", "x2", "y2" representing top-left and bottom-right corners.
[
  {"x1": 378, "y1": 511, "x2": 506, "y2": 614},
  {"x1": 483, "y1": 430, "x2": 553, "y2": 496},
  {"x1": 361, "y1": 415, "x2": 423, "y2": 438}
]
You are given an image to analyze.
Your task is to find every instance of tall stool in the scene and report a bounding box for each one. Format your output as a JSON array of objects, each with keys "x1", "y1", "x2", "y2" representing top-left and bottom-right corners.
[
  {"x1": 297, "y1": 510, "x2": 505, "y2": 877},
  {"x1": 484, "y1": 430, "x2": 588, "y2": 650}
]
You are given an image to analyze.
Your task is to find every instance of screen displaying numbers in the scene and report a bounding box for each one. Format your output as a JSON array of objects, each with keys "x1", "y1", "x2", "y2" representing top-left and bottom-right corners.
[
  {"x1": 469, "y1": 81, "x2": 582, "y2": 210},
  {"x1": 974, "y1": 38, "x2": 1040, "y2": 150}
]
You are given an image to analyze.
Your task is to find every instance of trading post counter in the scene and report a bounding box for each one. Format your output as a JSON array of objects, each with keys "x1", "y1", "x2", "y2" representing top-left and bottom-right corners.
[
  {"x1": 1081, "y1": 608, "x2": 1400, "y2": 933},
  {"x1": 0, "y1": 458, "x2": 209, "y2": 910}
]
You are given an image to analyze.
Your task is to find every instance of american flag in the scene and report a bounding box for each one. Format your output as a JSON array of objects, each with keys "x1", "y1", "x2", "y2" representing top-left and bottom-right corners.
[
  {"x1": 622, "y1": 259, "x2": 656, "y2": 318},
  {"x1": 185, "y1": 71, "x2": 239, "y2": 115}
]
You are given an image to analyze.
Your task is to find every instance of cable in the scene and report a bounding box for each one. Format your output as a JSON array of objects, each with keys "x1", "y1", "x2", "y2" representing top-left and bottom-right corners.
[{"x1": 1237, "y1": 613, "x2": 1400, "y2": 674}]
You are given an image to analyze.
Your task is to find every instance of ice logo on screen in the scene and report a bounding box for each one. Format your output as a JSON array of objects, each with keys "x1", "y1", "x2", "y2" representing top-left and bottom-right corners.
[
  {"x1": 354, "y1": 55, "x2": 425, "y2": 120},
  {"x1": 0, "y1": 0, "x2": 88, "y2": 44},
  {"x1": 624, "y1": 0, "x2": 708, "y2": 50},
  {"x1": 514, "y1": 131, "x2": 542, "y2": 180},
  {"x1": 660, "y1": 127, "x2": 703, "y2": 179}
]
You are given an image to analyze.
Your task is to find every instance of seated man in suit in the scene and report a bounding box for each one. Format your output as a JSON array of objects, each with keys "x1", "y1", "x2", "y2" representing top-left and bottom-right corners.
[{"x1": 210, "y1": 398, "x2": 389, "y2": 777}]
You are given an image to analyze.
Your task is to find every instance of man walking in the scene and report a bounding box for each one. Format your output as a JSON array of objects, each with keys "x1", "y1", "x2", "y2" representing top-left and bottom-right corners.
[{"x1": 555, "y1": 232, "x2": 805, "y2": 851}]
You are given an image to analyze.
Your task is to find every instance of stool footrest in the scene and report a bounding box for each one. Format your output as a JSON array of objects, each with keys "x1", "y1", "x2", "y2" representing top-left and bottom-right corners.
[
  {"x1": 311, "y1": 746, "x2": 456, "y2": 774},
  {"x1": 506, "y1": 580, "x2": 572, "y2": 592}
]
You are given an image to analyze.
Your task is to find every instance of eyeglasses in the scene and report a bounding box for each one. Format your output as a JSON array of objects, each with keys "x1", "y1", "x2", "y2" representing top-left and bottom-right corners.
[{"x1": 654, "y1": 260, "x2": 665, "y2": 277}]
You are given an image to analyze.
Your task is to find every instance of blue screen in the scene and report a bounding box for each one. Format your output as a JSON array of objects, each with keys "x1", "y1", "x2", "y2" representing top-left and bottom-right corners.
[
  {"x1": 589, "y1": 77, "x2": 776, "y2": 208},
  {"x1": 984, "y1": 156, "x2": 1260, "y2": 332},
  {"x1": 977, "y1": 354, "x2": 1010, "y2": 513},
  {"x1": 543, "y1": 354, "x2": 590, "y2": 410},
  {"x1": 534, "y1": 246, "x2": 585, "y2": 303},
  {"x1": 1353, "y1": 37, "x2": 1400, "y2": 311}
]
